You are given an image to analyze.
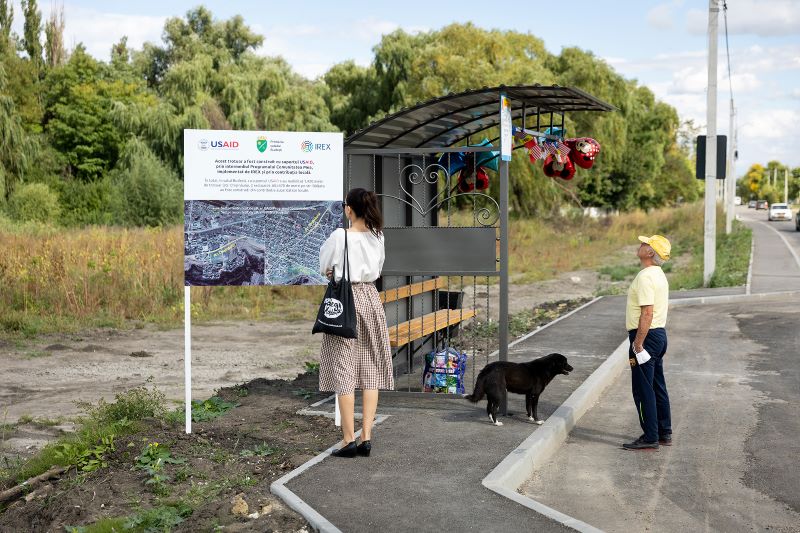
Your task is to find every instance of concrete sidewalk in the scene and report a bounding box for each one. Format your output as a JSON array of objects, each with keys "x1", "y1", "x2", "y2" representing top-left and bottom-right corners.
[
  {"x1": 738, "y1": 206, "x2": 800, "y2": 293},
  {"x1": 277, "y1": 288, "x2": 761, "y2": 532},
  {"x1": 521, "y1": 296, "x2": 800, "y2": 532},
  {"x1": 284, "y1": 296, "x2": 627, "y2": 533},
  {"x1": 272, "y1": 214, "x2": 799, "y2": 532}
]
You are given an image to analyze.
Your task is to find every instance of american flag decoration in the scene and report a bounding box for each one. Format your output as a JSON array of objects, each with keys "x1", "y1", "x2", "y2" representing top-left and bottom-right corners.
[{"x1": 525, "y1": 139, "x2": 543, "y2": 161}]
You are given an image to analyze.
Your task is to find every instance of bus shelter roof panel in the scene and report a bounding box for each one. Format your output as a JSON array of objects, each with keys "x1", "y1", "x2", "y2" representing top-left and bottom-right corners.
[{"x1": 345, "y1": 85, "x2": 615, "y2": 150}]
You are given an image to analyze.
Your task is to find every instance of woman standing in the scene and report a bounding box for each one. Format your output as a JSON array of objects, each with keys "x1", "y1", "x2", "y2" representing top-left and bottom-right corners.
[{"x1": 318, "y1": 188, "x2": 394, "y2": 457}]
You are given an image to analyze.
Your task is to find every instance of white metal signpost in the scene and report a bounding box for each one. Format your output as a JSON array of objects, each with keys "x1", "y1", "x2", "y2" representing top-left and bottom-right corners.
[{"x1": 182, "y1": 129, "x2": 343, "y2": 433}]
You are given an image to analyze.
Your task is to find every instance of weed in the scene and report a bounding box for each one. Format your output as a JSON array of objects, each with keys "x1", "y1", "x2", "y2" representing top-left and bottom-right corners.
[
  {"x1": 232, "y1": 385, "x2": 249, "y2": 397},
  {"x1": 64, "y1": 517, "x2": 128, "y2": 533},
  {"x1": 54, "y1": 434, "x2": 115, "y2": 473},
  {"x1": 124, "y1": 502, "x2": 193, "y2": 532},
  {"x1": 189, "y1": 396, "x2": 239, "y2": 422},
  {"x1": 135, "y1": 441, "x2": 185, "y2": 494},
  {"x1": 78, "y1": 380, "x2": 167, "y2": 425},
  {"x1": 292, "y1": 388, "x2": 315, "y2": 400},
  {"x1": 304, "y1": 361, "x2": 320, "y2": 373},
  {"x1": 174, "y1": 465, "x2": 191, "y2": 483},
  {"x1": 239, "y1": 443, "x2": 280, "y2": 458}
]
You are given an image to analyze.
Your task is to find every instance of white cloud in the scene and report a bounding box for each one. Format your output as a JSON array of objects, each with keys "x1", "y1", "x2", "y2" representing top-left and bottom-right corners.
[
  {"x1": 687, "y1": 0, "x2": 800, "y2": 36},
  {"x1": 739, "y1": 108, "x2": 800, "y2": 140},
  {"x1": 9, "y1": 1, "x2": 166, "y2": 60},
  {"x1": 647, "y1": 2, "x2": 677, "y2": 30}
]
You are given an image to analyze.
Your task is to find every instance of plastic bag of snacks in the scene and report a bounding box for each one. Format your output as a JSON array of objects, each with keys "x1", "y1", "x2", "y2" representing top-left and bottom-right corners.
[{"x1": 422, "y1": 347, "x2": 468, "y2": 394}]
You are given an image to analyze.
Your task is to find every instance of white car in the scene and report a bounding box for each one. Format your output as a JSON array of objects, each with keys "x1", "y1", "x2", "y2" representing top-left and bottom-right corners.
[
  {"x1": 768, "y1": 203, "x2": 793, "y2": 221},
  {"x1": 734, "y1": 196, "x2": 742, "y2": 206}
]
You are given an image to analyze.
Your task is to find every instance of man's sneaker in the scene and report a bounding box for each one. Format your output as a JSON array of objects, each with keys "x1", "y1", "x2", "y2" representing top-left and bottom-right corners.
[
  {"x1": 659, "y1": 434, "x2": 672, "y2": 446},
  {"x1": 622, "y1": 436, "x2": 659, "y2": 450}
]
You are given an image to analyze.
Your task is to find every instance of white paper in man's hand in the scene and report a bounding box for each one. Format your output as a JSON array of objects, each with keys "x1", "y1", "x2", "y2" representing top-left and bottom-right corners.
[{"x1": 634, "y1": 347, "x2": 651, "y2": 365}]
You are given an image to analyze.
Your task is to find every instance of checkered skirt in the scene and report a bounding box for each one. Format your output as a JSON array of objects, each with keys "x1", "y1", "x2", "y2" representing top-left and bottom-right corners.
[{"x1": 319, "y1": 282, "x2": 395, "y2": 395}]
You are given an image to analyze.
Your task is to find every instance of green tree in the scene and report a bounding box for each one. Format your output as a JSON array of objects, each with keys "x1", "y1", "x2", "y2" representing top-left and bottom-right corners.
[
  {"x1": 8, "y1": 181, "x2": 60, "y2": 222},
  {"x1": 790, "y1": 167, "x2": 800, "y2": 204},
  {"x1": 738, "y1": 163, "x2": 765, "y2": 200},
  {"x1": 44, "y1": 45, "x2": 156, "y2": 181},
  {"x1": 109, "y1": 137, "x2": 182, "y2": 227},
  {"x1": 0, "y1": 64, "x2": 38, "y2": 201},
  {"x1": 0, "y1": 0, "x2": 12, "y2": 54},
  {"x1": 21, "y1": 0, "x2": 43, "y2": 72}
]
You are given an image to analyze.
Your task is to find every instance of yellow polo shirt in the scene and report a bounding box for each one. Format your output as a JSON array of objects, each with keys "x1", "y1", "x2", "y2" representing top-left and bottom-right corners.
[{"x1": 626, "y1": 266, "x2": 669, "y2": 331}]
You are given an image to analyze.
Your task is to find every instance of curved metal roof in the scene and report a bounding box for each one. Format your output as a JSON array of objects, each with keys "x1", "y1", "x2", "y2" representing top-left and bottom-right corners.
[{"x1": 345, "y1": 84, "x2": 615, "y2": 149}]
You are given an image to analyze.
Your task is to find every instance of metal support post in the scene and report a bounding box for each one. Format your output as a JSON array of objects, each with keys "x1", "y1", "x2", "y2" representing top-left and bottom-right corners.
[
  {"x1": 184, "y1": 286, "x2": 192, "y2": 434},
  {"x1": 704, "y1": 0, "x2": 719, "y2": 286},
  {"x1": 499, "y1": 159, "x2": 509, "y2": 416}
]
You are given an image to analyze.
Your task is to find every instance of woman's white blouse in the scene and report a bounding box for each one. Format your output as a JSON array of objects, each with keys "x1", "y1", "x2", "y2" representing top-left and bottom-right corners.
[{"x1": 319, "y1": 228, "x2": 385, "y2": 283}]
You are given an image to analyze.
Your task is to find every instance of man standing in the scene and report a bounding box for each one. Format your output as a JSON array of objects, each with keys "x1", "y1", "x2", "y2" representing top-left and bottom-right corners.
[{"x1": 623, "y1": 235, "x2": 672, "y2": 451}]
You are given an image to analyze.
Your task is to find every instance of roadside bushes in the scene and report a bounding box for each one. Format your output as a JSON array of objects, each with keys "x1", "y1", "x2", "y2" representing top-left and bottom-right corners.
[
  {"x1": 108, "y1": 137, "x2": 183, "y2": 227},
  {"x1": 7, "y1": 182, "x2": 61, "y2": 223}
]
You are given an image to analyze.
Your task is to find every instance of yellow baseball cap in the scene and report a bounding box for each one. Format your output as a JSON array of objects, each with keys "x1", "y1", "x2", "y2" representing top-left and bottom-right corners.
[{"x1": 638, "y1": 235, "x2": 671, "y2": 260}]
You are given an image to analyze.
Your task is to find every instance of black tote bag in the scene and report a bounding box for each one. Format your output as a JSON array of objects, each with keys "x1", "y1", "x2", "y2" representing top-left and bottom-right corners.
[{"x1": 312, "y1": 230, "x2": 357, "y2": 338}]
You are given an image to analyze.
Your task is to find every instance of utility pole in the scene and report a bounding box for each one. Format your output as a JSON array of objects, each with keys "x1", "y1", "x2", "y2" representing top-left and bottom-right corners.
[
  {"x1": 785, "y1": 168, "x2": 789, "y2": 204},
  {"x1": 704, "y1": 0, "x2": 719, "y2": 286},
  {"x1": 725, "y1": 100, "x2": 735, "y2": 234}
]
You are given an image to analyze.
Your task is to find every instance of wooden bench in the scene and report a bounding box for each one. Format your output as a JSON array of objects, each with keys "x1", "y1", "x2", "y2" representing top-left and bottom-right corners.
[{"x1": 379, "y1": 277, "x2": 476, "y2": 349}]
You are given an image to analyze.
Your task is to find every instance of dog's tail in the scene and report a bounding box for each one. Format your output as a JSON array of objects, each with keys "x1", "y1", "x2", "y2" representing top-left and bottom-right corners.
[{"x1": 463, "y1": 373, "x2": 485, "y2": 403}]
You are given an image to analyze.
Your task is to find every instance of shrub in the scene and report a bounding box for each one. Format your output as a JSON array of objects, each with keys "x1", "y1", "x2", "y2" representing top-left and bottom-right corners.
[
  {"x1": 110, "y1": 137, "x2": 182, "y2": 227},
  {"x1": 7, "y1": 182, "x2": 61, "y2": 223},
  {"x1": 79, "y1": 381, "x2": 167, "y2": 425},
  {"x1": 58, "y1": 177, "x2": 115, "y2": 226}
]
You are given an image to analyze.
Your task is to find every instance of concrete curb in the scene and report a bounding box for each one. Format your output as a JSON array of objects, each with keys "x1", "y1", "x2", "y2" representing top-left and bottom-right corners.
[
  {"x1": 746, "y1": 234, "x2": 755, "y2": 295},
  {"x1": 270, "y1": 414, "x2": 390, "y2": 533},
  {"x1": 668, "y1": 289, "x2": 800, "y2": 307},
  {"x1": 481, "y1": 338, "x2": 629, "y2": 532}
]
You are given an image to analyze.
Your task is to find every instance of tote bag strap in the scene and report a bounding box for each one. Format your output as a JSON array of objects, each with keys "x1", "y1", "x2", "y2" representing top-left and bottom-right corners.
[{"x1": 340, "y1": 229, "x2": 351, "y2": 283}]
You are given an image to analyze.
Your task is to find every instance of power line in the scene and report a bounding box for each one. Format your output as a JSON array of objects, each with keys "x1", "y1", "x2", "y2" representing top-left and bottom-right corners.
[{"x1": 722, "y1": 0, "x2": 734, "y2": 100}]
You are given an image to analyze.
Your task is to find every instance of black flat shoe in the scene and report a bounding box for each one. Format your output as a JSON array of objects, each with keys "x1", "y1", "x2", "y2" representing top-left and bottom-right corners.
[
  {"x1": 356, "y1": 440, "x2": 371, "y2": 457},
  {"x1": 331, "y1": 441, "x2": 357, "y2": 458}
]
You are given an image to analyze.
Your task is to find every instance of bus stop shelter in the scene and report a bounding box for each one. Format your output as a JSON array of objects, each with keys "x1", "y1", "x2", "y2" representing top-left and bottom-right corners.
[{"x1": 342, "y1": 84, "x2": 614, "y2": 403}]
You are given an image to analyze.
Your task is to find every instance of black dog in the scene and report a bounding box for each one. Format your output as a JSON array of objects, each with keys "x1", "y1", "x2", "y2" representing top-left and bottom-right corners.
[{"x1": 464, "y1": 353, "x2": 573, "y2": 426}]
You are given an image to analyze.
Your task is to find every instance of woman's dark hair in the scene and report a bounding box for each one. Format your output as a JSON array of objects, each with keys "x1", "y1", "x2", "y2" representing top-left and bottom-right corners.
[{"x1": 345, "y1": 188, "x2": 383, "y2": 237}]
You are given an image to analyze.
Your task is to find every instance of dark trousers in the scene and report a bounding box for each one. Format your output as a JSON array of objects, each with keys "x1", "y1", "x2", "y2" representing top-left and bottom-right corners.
[{"x1": 628, "y1": 328, "x2": 672, "y2": 442}]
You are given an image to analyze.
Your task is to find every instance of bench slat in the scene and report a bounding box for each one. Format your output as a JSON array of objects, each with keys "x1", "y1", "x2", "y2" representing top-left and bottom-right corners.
[
  {"x1": 388, "y1": 308, "x2": 476, "y2": 347},
  {"x1": 379, "y1": 277, "x2": 448, "y2": 303}
]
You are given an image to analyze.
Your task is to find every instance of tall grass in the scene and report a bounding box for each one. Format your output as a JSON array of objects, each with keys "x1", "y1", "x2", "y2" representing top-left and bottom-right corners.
[
  {"x1": 0, "y1": 202, "x2": 745, "y2": 336},
  {"x1": 506, "y1": 203, "x2": 704, "y2": 283},
  {"x1": 0, "y1": 224, "x2": 183, "y2": 335}
]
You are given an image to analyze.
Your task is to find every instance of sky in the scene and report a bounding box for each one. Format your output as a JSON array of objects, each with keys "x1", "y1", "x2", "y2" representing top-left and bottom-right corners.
[{"x1": 9, "y1": 0, "x2": 800, "y2": 177}]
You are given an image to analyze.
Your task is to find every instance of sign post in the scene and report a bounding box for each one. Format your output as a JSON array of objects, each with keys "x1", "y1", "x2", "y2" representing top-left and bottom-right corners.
[
  {"x1": 499, "y1": 94, "x2": 511, "y2": 415},
  {"x1": 182, "y1": 129, "x2": 343, "y2": 434}
]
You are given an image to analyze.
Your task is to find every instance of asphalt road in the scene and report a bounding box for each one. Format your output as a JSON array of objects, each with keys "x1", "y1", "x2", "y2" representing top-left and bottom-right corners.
[{"x1": 522, "y1": 297, "x2": 800, "y2": 532}]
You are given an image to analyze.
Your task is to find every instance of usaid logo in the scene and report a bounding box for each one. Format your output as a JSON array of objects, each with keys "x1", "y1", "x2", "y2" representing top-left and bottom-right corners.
[
  {"x1": 323, "y1": 298, "x2": 344, "y2": 319},
  {"x1": 198, "y1": 139, "x2": 209, "y2": 151},
  {"x1": 209, "y1": 140, "x2": 240, "y2": 150}
]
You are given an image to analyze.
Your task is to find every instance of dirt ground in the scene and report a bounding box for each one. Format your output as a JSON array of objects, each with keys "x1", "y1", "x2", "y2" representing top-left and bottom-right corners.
[
  {"x1": 0, "y1": 267, "x2": 632, "y2": 531},
  {"x1": 0, "y1": 373, "x2": 343, "y2": 532},
  {"x1": 0, "y1": 270, "x2": 627, "y2": 458}
]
